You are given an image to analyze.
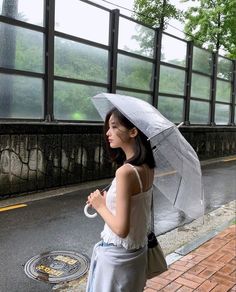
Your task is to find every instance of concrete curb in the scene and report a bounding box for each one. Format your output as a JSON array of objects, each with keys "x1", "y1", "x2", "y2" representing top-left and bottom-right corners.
[{"x1": 166, "y1": 217, "x2": 235, "y2": 266}]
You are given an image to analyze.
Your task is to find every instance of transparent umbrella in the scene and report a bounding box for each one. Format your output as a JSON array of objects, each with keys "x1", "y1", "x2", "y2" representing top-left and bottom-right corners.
[{"x1": 90, "y1": 93, "x2": 204, "y2": 219}]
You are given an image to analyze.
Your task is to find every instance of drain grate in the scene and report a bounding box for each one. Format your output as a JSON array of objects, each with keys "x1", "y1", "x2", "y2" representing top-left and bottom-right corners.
[{"x1": 24, "y1": 250, "x2": 90, "y2": 284}]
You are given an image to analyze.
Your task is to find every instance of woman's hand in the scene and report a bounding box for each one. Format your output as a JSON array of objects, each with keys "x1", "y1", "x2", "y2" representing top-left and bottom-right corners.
[{"x1": 87, "y1": 189, "x2": 106, "y2": 212}]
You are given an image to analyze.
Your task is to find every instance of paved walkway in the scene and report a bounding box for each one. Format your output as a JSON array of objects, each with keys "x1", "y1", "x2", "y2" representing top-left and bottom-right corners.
[{"x1": 145, "y1": 224, "x2": 236, "y2": 292}]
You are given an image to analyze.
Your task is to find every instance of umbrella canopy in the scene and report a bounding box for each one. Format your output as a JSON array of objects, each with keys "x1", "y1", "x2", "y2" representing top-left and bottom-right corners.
[{"x1": 92, "y1": 93, "x2": 204, "y2": 219}]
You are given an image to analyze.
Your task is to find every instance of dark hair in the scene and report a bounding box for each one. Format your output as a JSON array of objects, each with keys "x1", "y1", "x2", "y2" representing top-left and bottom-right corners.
[{"x1": 104, "y1": 107, "x2": 155, "y2": 168}]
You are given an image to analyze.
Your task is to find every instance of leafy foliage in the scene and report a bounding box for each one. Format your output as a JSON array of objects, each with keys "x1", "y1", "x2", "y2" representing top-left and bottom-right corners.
[
  {"x1": 183, "y1": 0, "x2": 236, "y2": 58},
  {"x1": 133, "y1": 0, "x2": 182, "y2": 28}
]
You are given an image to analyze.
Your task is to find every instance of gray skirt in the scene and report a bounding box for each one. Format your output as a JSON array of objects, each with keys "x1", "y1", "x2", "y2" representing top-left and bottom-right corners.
[{"x1": 86, "y1": 241, "x2": 147, "y2": 292}]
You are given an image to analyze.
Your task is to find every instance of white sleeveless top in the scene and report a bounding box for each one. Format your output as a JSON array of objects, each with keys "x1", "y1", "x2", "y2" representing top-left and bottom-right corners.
[{"x1": 101, "y1": 164, "x2": 153, "y2": 250}]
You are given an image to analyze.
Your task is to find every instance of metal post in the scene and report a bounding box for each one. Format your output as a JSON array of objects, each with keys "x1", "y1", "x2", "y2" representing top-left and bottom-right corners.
[
  {"x1": 108, "y1": 9, "x2": 119, "y2": 93},
  {"x1": 210, "y1": 52, "x2": 218, "y2": 126},
  {"x1": 230, "y1": 59, "x2": 236, "y2": 125},
  {"x1": 153, "y1": 28, "x2": 162, "y2": 108},
  {"x1": 184, "y1": 41, "x2": 193, "y2": 125},
  {"x1": 44, "y1": 0, "x2": 55, "y2": 122}
]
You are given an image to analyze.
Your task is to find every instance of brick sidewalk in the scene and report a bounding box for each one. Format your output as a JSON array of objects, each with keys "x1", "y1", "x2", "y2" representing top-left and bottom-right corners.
[{"x1": 145, "y1": 224, "x2": 236, "y2": 292}]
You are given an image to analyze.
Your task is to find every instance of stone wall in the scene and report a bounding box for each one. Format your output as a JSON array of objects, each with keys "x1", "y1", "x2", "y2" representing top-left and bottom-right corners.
[
  {"x1": 0, "y1": 124, "x2": 235, "y2": 198},
  {"x1": 183, "y1": 127, "x2": 236, "y2": 159}
]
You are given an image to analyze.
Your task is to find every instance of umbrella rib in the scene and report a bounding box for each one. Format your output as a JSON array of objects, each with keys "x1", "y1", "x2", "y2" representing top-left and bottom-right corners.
[
  {"x1": 148, "y1": 125, "x2": 175, "y2": 142},
  {"x1": 173, "y1": 176, "x2": 182, "y2": 206}
]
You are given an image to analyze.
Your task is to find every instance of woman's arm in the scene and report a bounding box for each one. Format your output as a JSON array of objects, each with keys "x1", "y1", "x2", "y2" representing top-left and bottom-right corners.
[{"x1": 87, "y1": 165, "x2": 135, "y2": 238}]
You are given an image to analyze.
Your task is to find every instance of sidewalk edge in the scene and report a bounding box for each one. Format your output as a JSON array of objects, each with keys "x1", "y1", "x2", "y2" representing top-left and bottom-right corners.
[{"x1": 165, "y1": 217, "x2": 236, "y2": 266}]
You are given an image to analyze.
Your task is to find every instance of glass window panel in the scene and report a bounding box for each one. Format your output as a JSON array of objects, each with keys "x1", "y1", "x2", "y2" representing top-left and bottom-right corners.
[
  {"x1": 116, "y1": 90, "x2": 152, "y2": 104},
  {"x1": 0, "y1": 0, "x2": 44, "y2": 26},
  {"x1": 0, "y1": 22, "x2": 44, "y2": 73},
  {"x1": 215, "y1": 103, "x2": 230, "y2": 125},
  {"x1": 158, "y1": 96, "x2": 183, "y2": 123},
  {"x1": 191, "y1": 73, "x2": 211, "y2": 99},
  {"x1": 118, "y1": 17, "x2": 155, "y2": 58},
  {"x1": 0, "y1": 73, "x2": 43, "y2": 118},
  {"x1": 217, "y1": 57, "x2": 233, "y2": 80},
  {"x1": 159, "y1": 65, "x2": 185, "y2": 95},
  {"x1": 117, "y1": 54, "x2": 153, "y2": 91},
  {"x1": 190, "y1": 100, "x2": 210, "y2": 124},
  {"x1": 216, "y1": 80, "x2": 231, "y2": 103},
  {"x1": 192, "y1": 47, "x2": 212, "y2": 75},
  {"x1": 55, "y1": 37, "x2": 108, "y2": 83},
  {"x1": 161, "y1": 34, "x2": 187, "y2": 67},
  {"x1": 55, "y1": 0, "x2": 109, "y2": 45},
  {"x1": 54, "y1": 81, "x2": 106, "y2": 121}
]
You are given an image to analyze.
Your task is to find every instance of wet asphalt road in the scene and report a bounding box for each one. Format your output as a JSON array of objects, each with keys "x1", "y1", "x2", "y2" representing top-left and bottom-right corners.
[{"x1": 0, "y1": 160, "x2": 235, "y2": 292}]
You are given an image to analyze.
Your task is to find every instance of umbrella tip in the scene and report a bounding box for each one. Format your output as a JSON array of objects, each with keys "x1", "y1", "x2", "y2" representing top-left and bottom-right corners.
[{"x1": 177, "y1": 122, "x2": 184, "y2": 128}]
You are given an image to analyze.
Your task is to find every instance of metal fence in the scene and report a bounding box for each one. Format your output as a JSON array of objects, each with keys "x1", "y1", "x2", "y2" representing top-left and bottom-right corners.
[
  {"x1": 0, "y1": 0, "x2": 236, "y2": 198},
  {"x1": 0, "y1": 0, "x2": 235, "y2": 125}
]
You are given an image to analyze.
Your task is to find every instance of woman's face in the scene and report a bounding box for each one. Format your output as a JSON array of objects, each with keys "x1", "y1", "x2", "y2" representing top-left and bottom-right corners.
[{"x1": 106, "y1": 114, "x2": 131, "y2": 148}]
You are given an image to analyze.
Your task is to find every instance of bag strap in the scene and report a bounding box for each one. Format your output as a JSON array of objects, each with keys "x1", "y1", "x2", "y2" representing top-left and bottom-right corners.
[{"x1": 151, "y1": 191, "x2": 155, "y2": 232}]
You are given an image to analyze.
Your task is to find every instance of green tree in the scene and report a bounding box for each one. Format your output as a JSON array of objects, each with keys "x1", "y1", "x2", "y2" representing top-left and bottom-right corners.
[
  {"x1": 183, "y1": 0, "x2": 236, "y2": 58},
  {"x1": 133, "y1": 0, "x2": 182, "y2": 29},
  {"x1": 131, "y1": 0, "x2": 183, "y2": 67}
]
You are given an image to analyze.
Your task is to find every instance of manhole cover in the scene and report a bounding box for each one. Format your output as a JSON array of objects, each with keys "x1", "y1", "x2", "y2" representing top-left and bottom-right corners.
[{"x1": 24, "y1": 251, "x2": 90, "y2": 284}]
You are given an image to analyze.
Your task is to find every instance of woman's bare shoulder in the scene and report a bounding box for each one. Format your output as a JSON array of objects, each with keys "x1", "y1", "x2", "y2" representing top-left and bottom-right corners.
[
  {"x1": 115, "y1": 164, "x2": 137, "y2": 194},
  {"x1": 116, "y1": 164, "x2": 134, "y2": 178}
]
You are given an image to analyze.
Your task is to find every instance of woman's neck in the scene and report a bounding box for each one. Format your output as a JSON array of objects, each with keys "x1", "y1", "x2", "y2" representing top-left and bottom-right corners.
[{"x1": 123, "y1": 146, "x2": 135, "y2": 161}]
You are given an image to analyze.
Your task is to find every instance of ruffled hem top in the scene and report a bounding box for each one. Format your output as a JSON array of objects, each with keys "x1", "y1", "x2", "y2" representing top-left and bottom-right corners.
[{"x1": 101, "y1": 178, "x2": 152, "y2": 250}]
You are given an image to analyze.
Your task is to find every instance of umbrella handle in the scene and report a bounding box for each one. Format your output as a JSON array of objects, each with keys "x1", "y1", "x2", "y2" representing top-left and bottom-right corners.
[{"x1": 84, "y1": 204, "x2": 97, "y2": 218}]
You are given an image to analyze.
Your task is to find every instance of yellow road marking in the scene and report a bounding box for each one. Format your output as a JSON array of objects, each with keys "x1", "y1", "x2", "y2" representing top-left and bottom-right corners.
[
  {"x1": 223, "y1": 157, "x2": 236, "y2": 162},
  {"x1": 0, "y1": 204, "x2": 27, "y2": 212}
]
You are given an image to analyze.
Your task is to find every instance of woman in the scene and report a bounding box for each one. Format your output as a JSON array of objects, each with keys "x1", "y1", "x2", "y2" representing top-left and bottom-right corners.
[{"x1": 86, "y1": 107, "x2": 155, "y2": 292}]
